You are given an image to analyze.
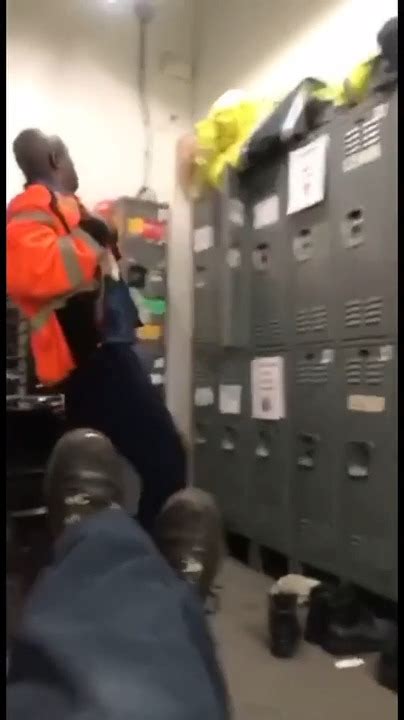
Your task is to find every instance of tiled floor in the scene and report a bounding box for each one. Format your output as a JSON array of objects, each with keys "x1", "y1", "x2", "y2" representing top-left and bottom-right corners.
[{"x1": 213, "y1": 560, "x2": 397, "y2": 720}]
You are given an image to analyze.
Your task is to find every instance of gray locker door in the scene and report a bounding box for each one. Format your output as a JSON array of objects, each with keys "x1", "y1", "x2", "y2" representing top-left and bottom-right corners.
[
  {"x1": 246, "y1": 161, "x2": 290, "y2": 350},
  {"x1": 287, "y1": 117, "x2": 336, "y2": 345},
  {"x1": 218, "y1": 169, "x2": 250, "y2": 349},
  {"x1": 192, "y1": 348, "x2": 218, "y2": 496},
  {"x1": 247, "y1": 352, "x2": 291, "y2": 553},
  {"x1": 291, "y1": 345, "x2": 338, "y2": 574},
  {"x1": 193, "y1": 192, "x2": 219, "y2": 344},
  {"x1": 339, "y1": 341, "x2": 397, "y2": 600},
  {"x1": 215, "y1": 351, "x2": 249, "y2": 533},
  {"x1": 330, "y1": 87, "x2": 397, "y2": 340}
]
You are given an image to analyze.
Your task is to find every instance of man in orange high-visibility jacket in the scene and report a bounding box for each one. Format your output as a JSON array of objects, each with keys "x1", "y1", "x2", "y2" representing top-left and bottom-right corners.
[
  {"x1": 7, "y1": 129, "x2": 186, "y2": 531},
  {"x1": 7, "y1": 131, "x2": 107, "y2": 385}
]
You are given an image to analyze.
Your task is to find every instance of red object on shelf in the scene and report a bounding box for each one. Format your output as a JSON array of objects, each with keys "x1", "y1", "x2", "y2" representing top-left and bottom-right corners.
[{"x1": 142, "y1": 219, "x2": 165, "y2": 241}]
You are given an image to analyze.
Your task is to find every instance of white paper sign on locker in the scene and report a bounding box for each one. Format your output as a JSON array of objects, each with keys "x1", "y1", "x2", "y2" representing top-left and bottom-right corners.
[
  {"x1": 287, "y1": 134, "x2": 329, "y2": 215},
  {"x1": 194, "y1": 387, "x2": 214, "y2": 407},
  {"x1": 219, "y1": 384, "x2": 242, "y2": 415},
  {"x1": 251, "y1": 356, "x2": 286, "y2": 420},
  {"x1": 194, "y1": 226, "x2": 213, "y2": 253},
  {"x1": 253, "y1": 195, "x2": 279, "y2": 230}
]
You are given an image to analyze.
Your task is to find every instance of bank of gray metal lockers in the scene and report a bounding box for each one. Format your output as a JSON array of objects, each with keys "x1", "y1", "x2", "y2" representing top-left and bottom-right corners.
[
  {"x1": 193, "y1": 348, "x2": 219, "y2": 498},
  {"x1": 192, "y1": 75, "x2": 397, "y2": 600},
  {"x1": 193, "y1": 170, "x2": 250, "y2": 349},
  {"x1": 192, "y1": 348, "x2": 250, "y2": 534}
]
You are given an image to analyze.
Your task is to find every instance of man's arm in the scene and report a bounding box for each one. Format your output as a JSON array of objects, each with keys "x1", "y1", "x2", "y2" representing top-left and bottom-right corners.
[{"x1": 7, "y1": 207, "x2": 104, "y2": 302}]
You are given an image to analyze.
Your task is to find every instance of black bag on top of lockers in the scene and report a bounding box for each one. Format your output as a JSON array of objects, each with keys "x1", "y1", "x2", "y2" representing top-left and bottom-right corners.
[
  {"x1": 241, "y1": 78, "x2": 332, "y2": 172},
  {"x1": 377, "y1": 17, "x2": 397, "y2": 74}
]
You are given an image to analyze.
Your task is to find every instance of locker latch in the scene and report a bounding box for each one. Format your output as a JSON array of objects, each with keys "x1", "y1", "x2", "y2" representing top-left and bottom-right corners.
[
  {"x1": 255, "y1": 431, "x2": 271, "y2": 459},
  {"x1": 297, "y1": 433, "x2": 319, "y2": 469},
  {"x1": 221, "y1": 426, "x2": 237, "y2": 452},
  {"x1": 346, "y1": 441, "x2": 373, "y2": 479},
  {"x1": 293, "y1": 229, "x2": 313, "y2": 262},
  {"x1": 342, "y1": 208, "x2": 364, "y2": 248},
  {"x1": 252, "y1": 243, "x2": 270, "y2": 271},
  {"x1": 195, "y1": 265, "x2": 206, "y2": 289},
  {"x1": 195, "y1": 425, "x2": 207, "y2": 446}
]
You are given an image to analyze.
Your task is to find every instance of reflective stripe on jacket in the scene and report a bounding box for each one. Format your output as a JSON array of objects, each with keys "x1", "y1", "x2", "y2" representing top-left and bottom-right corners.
[{"x1": 7, "y1": 184, "x2": 104, "y2": 385}]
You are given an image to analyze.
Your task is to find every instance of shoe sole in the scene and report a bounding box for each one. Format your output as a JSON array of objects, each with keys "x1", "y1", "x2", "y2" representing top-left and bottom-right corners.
[{"x1": 322, "y1": 635, "x2": 384, "y2": 656}]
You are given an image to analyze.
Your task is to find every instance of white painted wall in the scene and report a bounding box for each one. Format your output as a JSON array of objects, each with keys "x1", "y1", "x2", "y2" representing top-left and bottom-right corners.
[
  {"x1": 195, "y1": 0, "x2": 398, "y2": 118},
  {"x1": 6, "y1": 0, "x2": 194, "y2": 205},
  {"x1": 7, "y1": 0, "x2": 196, "y2": 439}
]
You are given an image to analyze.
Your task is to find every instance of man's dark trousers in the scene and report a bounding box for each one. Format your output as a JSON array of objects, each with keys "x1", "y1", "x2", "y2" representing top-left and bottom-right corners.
[{"x1": 63, "y1": 344, "x2": 186, "y2": 531}]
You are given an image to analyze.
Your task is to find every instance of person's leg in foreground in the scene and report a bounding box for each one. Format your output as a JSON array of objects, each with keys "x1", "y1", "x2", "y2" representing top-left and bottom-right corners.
[
  {"x1": 63, "y1": 344, "x2": 187, "y2": 532},
  {"x1": 7, "y1": 430, "x2": 230, "y2": 720}
]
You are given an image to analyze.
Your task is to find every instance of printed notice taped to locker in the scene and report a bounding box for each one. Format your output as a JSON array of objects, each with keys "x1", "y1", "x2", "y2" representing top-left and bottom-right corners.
[
  {"x1": 219, "y1": 385, "x2": 242, "y2": 415},
  {"x1": 253, "y1": 195, "x2": 279, "y2": 230},
  {"x1": 251, "y1": 357, "x2": 286, "y2": 420},
  {"x1": 194, "y1": 226, "x2": 213, "y2": 253},
  {"x1": 287, "y1": 134, "x2": 329, "y2": 215},
  {"x1": 347, "y1": 395, "x2": 386, "y2": 413}
]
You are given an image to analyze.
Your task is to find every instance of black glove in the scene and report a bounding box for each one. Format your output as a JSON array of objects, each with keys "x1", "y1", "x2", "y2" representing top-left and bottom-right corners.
[{"x1": 79, "y1": 216, "x2": 121, "y2": 260}]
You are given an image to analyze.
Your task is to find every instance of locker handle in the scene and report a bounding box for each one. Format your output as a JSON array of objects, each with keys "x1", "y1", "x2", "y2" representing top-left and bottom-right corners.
[
  {"x1": 297, "y1": 433, "x2": 319, "y2": 469},
  {"x1": 194, "y1": 265, "x2": 206, "y2": 290},
  {"x1": 343, "y1": 208, "x2": 364, "y2": 248},
  {"x1": 350, "y1": 534, "x2": 362, "y2": 546},
  {"x1": 293, "y1": 229, "x2": 313, "y2": 262},
  {"x1": 253, "y1": 243, "x2": 270, "y2": 271},
  {"x1": 346, "y1": 441, "x2": 373, "y2": 479},
  {"x1": 255, "y1": 431, "x2": 271, "y2": 459},
  {"x1": 221, "y1": 426, "x2": 237, "y2": 452},
  {"x1": 195, "y1": 426, "x2": 207, "y2": 446}
]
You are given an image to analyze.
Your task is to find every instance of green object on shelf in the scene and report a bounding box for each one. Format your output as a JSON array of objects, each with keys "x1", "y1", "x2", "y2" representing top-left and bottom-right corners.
[{"x1": 143, "y1": 298, "x2": 166, "y2": 315}]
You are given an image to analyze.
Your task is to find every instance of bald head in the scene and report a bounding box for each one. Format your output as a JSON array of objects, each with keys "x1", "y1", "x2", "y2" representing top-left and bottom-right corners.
[{"x1": 13, "y1": 128, "x2": 79, "y2": 193}]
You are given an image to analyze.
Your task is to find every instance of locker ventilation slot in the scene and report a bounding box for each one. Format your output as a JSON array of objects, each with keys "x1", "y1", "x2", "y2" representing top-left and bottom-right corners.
[
  {"x1": 361, "y1": 118, "x2": 381, "y2": 151},
  {"x1": 344, "y1": 118, "x2": 381, "y2": 157},
  {"x1": 296, "y1": 360, "x2": 312, "y2": 384},
  {"x1": 345, "y1": 360, "x2": 361, "y2": 384},
  {"x1": 312, "y1": 305, "x2": 327, "y2": 331},
  {"x1": 296, "y1": 309, "x2": 311, "y2": 334},
  {"x1": 364, "y1": 360, "x2": 384, "y2": 386},
  {"x1": 254, "y1": 320, "x2": 281, "y2": 344},
  {"x1": 312, "y1": 364, "x2": 328, "y2": 384},
  {"x1": 344, "y1": 300, "x2": 362, "y2": 327},
  {"x1": 364, "y1": 297, "x2": 383, "y2": 326},
  {"x1": 296, "y1": 306, "x2": 327, "y2": 334},
  {"x1": 344, "y1": 126, "x2": 361, "y2": 157},
  {"x1": 297, "y1": 360, "x2": 328, "y2": 384}
]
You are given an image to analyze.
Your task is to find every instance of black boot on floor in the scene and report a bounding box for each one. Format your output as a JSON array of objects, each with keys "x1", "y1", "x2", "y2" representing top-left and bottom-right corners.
[
  {"x1": 322, "y1": 584, "x2": 390, "y2": 656},
  {"x1": 377, "y1": 626, "x2": 397, "y2": 693},
  {"x1": 304, "y1": 583, "x2": 335, "y2": 646},
  {"x1": 45, "y1": 429, "x2": 126, "y2": 537},
  {"x1": 154, "y1": 487, "x2": 225, "y2": 600},
  {"x1": 269, "y1": 592, "x2": 301, "y2": 659}
]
